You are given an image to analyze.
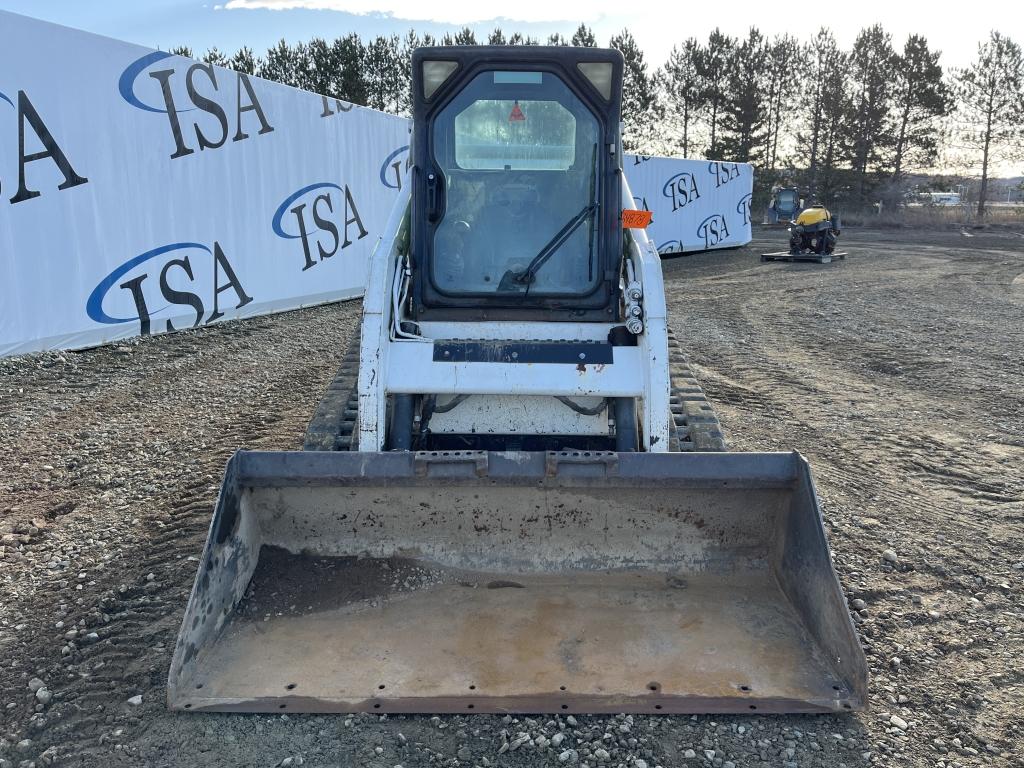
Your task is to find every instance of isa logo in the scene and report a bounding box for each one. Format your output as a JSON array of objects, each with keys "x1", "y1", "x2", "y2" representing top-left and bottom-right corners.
[
  {"x1": 86, "y1": 242, "x2": 252, "y2": 335},
  {"x1": 0, "y1": 86, "x2": 88, "y2": 205},
  {"x1": 118, "y1": 51, "x2": 274, "y2": 160},
  {"x1": 697, "y1": 214, "x2": 731, "y2": 249},
  {"x1": 662, "y1": 171, "x2": 701, "y2": 213},
  {"x1": 736, "y1": 192, "x2": 753, "y2": 226},
  {"x1": 320, "y1": 95, "x2": 355, "y2": 118},
  {"x1": 379, "y1": 145, "x2": 411, "y2": 191},
  {"x1": 273, "y1": 183, "x2": 368, "y2": 271},
  {"x1": 708, "y1": 161, "x2": 741, "y2": 188}
]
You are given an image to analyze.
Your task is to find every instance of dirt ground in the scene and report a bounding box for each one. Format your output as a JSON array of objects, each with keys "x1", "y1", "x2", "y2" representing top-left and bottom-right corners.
[{"x1": 1, "y1": 227, "x2": 1022, "y2": 768}]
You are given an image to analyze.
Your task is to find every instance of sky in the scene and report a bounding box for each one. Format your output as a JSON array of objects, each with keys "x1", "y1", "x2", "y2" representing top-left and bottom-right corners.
[{"x1": 2, "y1": 0, "x2": 1022, "y2": 70}]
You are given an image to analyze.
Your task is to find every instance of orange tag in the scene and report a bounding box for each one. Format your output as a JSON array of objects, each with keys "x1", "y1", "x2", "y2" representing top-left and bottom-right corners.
[
  {"x1": 509, "y1": 102, "x2": 525, "y2": 122},
  {"x1": 622, "y1": 209, "x2": 653, "y2": 228}
]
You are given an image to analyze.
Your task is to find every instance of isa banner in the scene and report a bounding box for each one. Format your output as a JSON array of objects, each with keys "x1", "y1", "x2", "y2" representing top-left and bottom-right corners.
[
  {"x1": 0, "y1": 11, "x2": 409, "y2": 357},
  {"x1": 625, "y1": 155, "x2": 754, "y2": 255},
  {"x1": 0, "y1": 11, "x2": 749, "y2": 357}
]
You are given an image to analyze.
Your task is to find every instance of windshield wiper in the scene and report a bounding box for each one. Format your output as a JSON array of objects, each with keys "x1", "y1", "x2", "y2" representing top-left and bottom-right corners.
[
  {"x1": 499, "y1": 202, "x2": 598, "y2": 290},
  {"x1": 498, "y1": 142, "x2": 599, "y2": 293}
]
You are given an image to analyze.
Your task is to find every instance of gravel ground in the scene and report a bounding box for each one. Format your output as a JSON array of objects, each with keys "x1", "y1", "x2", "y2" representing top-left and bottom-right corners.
[{"x1": 1, "y1": 227, "x2": 1023, "y2": 768}]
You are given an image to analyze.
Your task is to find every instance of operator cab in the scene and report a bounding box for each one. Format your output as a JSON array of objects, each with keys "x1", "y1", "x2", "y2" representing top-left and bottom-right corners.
[{"x1": 411, "y1": 47, "x2": 625, "y2": 321}]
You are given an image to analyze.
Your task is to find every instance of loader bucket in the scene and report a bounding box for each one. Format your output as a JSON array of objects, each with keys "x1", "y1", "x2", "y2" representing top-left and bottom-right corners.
[{"x1": 168, "y1": 450, "x2": 867, "y2": 714}]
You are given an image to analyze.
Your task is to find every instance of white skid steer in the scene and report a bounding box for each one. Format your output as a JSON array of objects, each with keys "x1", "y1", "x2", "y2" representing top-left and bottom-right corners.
[{"x1": 168, "y1": 46, "x2": 867, "y2": 714}]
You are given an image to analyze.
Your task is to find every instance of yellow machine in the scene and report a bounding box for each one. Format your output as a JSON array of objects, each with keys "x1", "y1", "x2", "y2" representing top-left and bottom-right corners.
[
  {"x1": 762, "y1": 205, "x2": 845, "y2": 264},
  {"x1": 794, "y1": 206, "x2": 831, "y2": 227}
]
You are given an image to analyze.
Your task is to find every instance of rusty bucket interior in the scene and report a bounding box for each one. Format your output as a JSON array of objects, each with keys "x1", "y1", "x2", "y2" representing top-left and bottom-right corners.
[{"x1": 168, "y1": 450, "x2": 867, "y2": 714}]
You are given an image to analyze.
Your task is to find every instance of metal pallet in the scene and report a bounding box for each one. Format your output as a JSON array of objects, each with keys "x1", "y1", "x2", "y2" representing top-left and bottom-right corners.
[{"x1": 761, "y1": 250, "x2": 848, "y2": 264}]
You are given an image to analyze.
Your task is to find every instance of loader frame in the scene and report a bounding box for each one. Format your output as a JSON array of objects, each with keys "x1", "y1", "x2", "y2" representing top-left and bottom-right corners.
[{"x1": 356, "y1": 178, "x2": 673, "y2": 452}]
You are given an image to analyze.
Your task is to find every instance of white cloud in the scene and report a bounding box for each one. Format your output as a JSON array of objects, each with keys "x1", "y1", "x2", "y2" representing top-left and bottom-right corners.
[{"x1": 221, "y1": 0, "x2": 616, "y2": 25}]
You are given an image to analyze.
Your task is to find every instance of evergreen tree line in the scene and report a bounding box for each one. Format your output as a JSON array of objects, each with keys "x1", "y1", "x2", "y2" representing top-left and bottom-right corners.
[{"x1": 174, "y1": 24, "x2": 1024, "y2": 214}]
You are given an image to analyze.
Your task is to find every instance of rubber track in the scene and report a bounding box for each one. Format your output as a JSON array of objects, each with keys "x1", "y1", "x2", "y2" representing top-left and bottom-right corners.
[
  {"x1": 667, "y1": 329, "x2": 728, "y2": 452},
  {"x1": 303, "y1": 330, "x2": 728, "y2": 453},
  {"x1": 302, "y1": 333, "x2": 361, "y2": 451}
]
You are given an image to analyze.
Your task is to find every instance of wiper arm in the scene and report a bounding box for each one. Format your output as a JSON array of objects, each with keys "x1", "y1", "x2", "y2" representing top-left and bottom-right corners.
[
  {"x1": 504, "y1": 202, "x2": 598, "y2": 288},
  {"x1": 498, "y1": 142, "x2": 599, "y2": 294}
]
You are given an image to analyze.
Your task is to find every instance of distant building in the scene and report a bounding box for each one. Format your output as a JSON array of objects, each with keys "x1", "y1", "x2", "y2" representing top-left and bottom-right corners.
[{"x1": 918, "y1": 192, "x2": 962, "y2": 206}]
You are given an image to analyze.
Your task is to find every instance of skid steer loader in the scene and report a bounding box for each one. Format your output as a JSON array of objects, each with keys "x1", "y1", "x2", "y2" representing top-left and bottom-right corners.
[{"x1": 168, "y1": 46, "x2": 867, "y2": 715}]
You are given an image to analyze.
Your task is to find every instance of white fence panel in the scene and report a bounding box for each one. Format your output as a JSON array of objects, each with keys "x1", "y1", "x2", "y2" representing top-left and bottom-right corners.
[
  {"x1": 0, "y1": 12, "x2": 753, "y2": 357},
  {"x1": 625, "y1": 154, "x2": 754, "y2": 254},
  {"x1": 0, "y1": 11, "x2": 410, "y2": 357}
]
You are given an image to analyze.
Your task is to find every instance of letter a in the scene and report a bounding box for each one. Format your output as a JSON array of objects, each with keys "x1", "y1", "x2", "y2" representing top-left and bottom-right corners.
[{"x1": 10, "y1": 91, "x2": 88, "y2": 204}]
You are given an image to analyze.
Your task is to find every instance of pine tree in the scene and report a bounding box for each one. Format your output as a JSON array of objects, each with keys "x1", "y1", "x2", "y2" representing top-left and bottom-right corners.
[
  {"x1": 662, "y1": 39, "x2": 703, "y2": 157},
  {"x1": 796, "y1": 28, "x2": 852, "y2": 201},
  {"x1": 696, "y1": 29, "x2": 735, "y2": 159},
  {"x1": 202, "y1": 47, "x2": 229, "y2": 68},
  {"x1": 260, "y1": 40, "x2": 302, "y2": 87},
  {"x1": 953, "y1": 31, "x2": 1024, "y2": 216},
  {"x1": 295, "y1": 41, "x2": 314, "y2": 91},
  {"x1": 719, "y1": 28, "x2": 768, "y2": 163},
  {"x1": 547, "y1": 33, "x2": 569, "y2": 46},
  {"x1": 848, "y1": 25, "x2": 897, "y2": 201},
  {"x1": 364, "y1": 34, "x2": 404, "y2": 112},
  {"x1": 398, "y1": 30, "x2": 421, "y2": 115},
  {"x1": 488, "y1": 28, "x2": 507, "y2": 46},
  {"x1": 890, "y1": 35, "x2": 949, "y2": 182},
  {"x1": 816, "y1": 60, "x2": 854, "y2": 203},
  {"x1": 169, "y1": 46, "x2": 194, "y2": 59},
  {"x1": 332, "y1": 34, "x2": 367, "y2": 105},
  {"x1": 306, "y1": 37, "x2": 335, "y2": 96},
  {"x1": 762, "y1": 35, "x2": 801, "y2": 170},
  {"x1": 610, "y1": 29, "x2": 655, "y2": 152},
  {"x1": 571, "y1": 24, "x2": 597, "y2": 47},
  {"x1": 453, "y1": 27, "x2": 477, "y2": 46},
  {"x1": 229, "y1": 46, "x2": 259, "y2": 75},
  {"x1": 506, "y1": 33, "x2": 538, "y2": 46}
]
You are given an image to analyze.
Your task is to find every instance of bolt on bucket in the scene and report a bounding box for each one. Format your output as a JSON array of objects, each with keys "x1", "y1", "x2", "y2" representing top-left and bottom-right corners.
[{"x1": 168, "y1": 449, "x2": 867, "y2": 714}]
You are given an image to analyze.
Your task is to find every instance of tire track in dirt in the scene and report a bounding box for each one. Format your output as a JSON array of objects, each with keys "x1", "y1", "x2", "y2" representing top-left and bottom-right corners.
[
  {"x1": 0, "y1": 302, "x2": 362, "y2": 766},
  {"x1": 663, "y1": 229, "x2": 1024, "y2": 765}
]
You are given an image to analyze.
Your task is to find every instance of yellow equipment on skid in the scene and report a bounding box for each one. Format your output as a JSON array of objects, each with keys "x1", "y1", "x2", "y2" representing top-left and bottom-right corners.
[{"x1": 762, "y1": 205, "x2": 846, "y2": 264}]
